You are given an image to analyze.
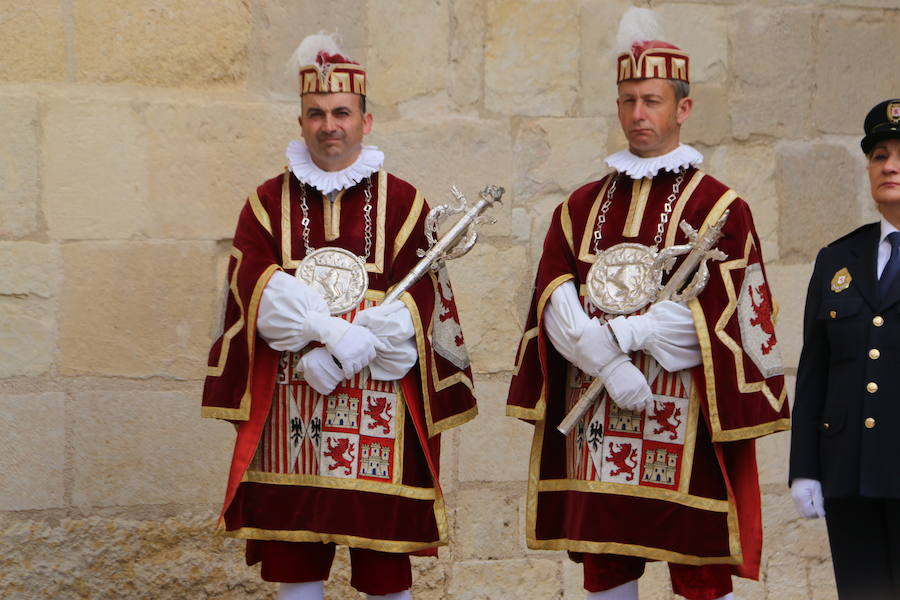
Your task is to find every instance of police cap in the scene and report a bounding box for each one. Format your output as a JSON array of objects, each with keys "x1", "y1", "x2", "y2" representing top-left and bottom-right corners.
[{"x1": 861, "y1": 99, "x2": 900, "y2": 155}]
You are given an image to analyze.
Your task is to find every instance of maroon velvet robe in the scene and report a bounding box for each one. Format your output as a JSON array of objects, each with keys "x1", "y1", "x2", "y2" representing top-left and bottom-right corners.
[
  {"x1": 203, "y1": 169, "x2": 477, "y2": 553},
  {"x1": 506, "y1": 167, "x2": 789, "y2": 578}
]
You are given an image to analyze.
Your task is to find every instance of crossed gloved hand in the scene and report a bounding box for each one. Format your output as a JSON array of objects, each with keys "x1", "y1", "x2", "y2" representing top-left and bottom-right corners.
[
  {"x1": 299, "y1": 301, "x2": 417, "y2": 395},
  {"x1": 573, "y1": 318, "x2": 653, "y2": 413},
  {"x1": 301, "y1": 315, "x2": 385, "y2": 395}
]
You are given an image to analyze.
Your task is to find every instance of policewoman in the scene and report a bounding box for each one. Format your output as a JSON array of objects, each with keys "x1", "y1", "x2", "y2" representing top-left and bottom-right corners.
[{"x1": 789, "y1": 99, "x2": 900, "y2": 600}]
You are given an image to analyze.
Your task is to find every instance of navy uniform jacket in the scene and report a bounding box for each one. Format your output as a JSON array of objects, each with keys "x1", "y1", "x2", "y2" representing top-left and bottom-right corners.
[{"x1": 789, "y1": 222, "x2": 900, "y2": 499}]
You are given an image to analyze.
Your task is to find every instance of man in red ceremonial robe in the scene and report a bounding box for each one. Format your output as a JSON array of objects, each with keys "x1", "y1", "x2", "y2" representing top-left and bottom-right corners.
[
  {"x1": 506, "y1": 9, "x2": 789, "y2": 600},
  {"x1": 202, "y1": 34, "x2": 477, "y2": 600}
]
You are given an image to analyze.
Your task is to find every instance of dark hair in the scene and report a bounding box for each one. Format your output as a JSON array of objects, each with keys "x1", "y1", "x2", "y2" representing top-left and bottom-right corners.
[
  {"x1": 360, "y1": 94, "x2": 366, "y2": 114},
  {"x1": 669, "y1": 80, "x2": 690, "y2": 102}
]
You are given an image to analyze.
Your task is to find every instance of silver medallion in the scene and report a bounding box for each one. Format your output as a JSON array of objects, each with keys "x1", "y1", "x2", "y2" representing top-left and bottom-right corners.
[
  {"x1": 296, "y1": 247, "x2": 368, "y2": 315},
  {"x1": 586, "y1": 243, "x2": 666, "y2": 315}
]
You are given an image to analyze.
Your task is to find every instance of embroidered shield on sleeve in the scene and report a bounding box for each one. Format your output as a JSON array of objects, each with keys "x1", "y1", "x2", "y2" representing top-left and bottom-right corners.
[
  {"x1": 432, "y1": 266, "x2": 471, "y2": 370},
  {"x1": 737, "y1": 263, "x2": 783, "y2": 379}
]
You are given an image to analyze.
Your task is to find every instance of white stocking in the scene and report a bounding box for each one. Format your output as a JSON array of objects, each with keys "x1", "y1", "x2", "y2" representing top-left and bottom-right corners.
[
  {"x1": 712, "y1": 594, "x2": 733, "y2": 600},
  {"x1": 277, "y1": 581, "x2": 324, "y2": 600},
  {"x1": 587, "y1": 579, "x2": 638, "y2": 600},
  {"x1": 367, "y1": 591, "x2": 412, "y2": 600}
]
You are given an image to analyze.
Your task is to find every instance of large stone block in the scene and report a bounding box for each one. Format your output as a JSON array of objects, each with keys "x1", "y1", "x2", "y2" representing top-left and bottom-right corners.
[
  {"x1": 0, "y1": 299, "x2": 55, "y2": 378},
  {"x1": 814, "y1": 10, "x2": 900, "y2": 135},
  {"x1": 248, "y1": 0, "x2": 367, "y2": 97},
  {"x1": 370, "y1": 117, "x2": 513, "y2": 237},
  {"x1": 454, "y1": 487, "x2": 520, "y2": 559},
  {"x1": 767, "y1": 264, "x2": 815, "y2": 369},
  {"x1": 0, "y1": 242, "x2": 60, "y2": 298},
  {"x1": 514, "y1": 118, "x2": 608, "y2": 201},
  {"x1": 43, "y1": 99, "x2": 148, "y2": 240},
  {"x1": 680, "y1": 85, "x2": 731, "y2": 147},
  {"x1": 59, "y1": 241, "x2": 222, "y2": 378},
  {"x1": 657, "y1": 4, "x2": 728, "y2": 84},
  {"x1": 578, "y1": 0, "x2": 630, "y2": 119},
  {"x1": 444, "y1": 241, "x2": 530, "y2": 373},
  {"x1": 146, "y1": 101, "x2": 293, "y2": 240},
  {"x1": 703, "y1": 143, "x2": 780, "y2": 261},
  {"x1": 730, "y1": 8, "x2": 814, "y2": 139},
  {"x1": 762, "y1": 491, "x2": 831, "y2": 560},
  {"x1": 0, "y1": 512, "x2": 270, "y2": 598},
  {"x1": 0, "y1": 95, "x2": 40, "y2": 238},
  {"x1": 0, "y1": 393, "x2": 65, "y2": 510},
  {"x1": 72, "y1": 0, "x2": 250, "y2": 87},
  {"x1": 0, "y1": 2, "x2": 66, "y2": 82},
  {"x1": 809, "y1": 557, "x2": 838, "y2": 600},
  {"x1": 71, "y1": 389, "x2": 234, "y2": 506},
  {"x1": 775, "y1": 142, "x2": 862, "y2": 263},
  {"x1": 367, "y1": 0, "x2": 449, "y2": 106},
  {"x1": 459, "y1": 377, "x2": 532, "y2": 483},
  {"x1": 756, "y1": 430, "x2": 790, "y2": 488},
  {"x1": 485, "y1": 0, "x2": 579, "y2": 116},
  {"x1": 448, "y1": 558, "x2": 561, "y2": 599},
  {"x1": 449, "y1": 0, "x2": 486, "y2": 112}
]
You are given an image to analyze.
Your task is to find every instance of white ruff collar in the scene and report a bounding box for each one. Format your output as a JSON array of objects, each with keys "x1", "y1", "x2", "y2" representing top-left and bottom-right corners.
[
  {"x1": 286, "y1": 140, "x2": 384, "y2": 195},
  {"x1": 604, "y1": 144, "x2": 703, "y2": 180}
]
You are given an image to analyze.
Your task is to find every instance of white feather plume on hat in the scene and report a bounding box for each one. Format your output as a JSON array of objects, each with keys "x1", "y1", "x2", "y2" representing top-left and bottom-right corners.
[
  {"x1": 287, "y1": 31, "x2": 343, "y2": 75},
  {"x1": 615, "y1": 7, "x2": 665, "y2": 55}
]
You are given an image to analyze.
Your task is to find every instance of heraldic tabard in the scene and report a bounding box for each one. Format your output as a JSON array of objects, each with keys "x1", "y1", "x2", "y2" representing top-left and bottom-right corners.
[
  {"x1": 507, "y1": 166, "x2": 790, "y2": 577},
  {"x1": 202, "y1": 169, "x2": 477, "y2": 554}
]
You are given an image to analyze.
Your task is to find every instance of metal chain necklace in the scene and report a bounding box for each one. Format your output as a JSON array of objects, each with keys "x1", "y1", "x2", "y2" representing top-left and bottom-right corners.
[
  {"x1": 299, "y1": 176, "x2": 373, "y2": 258},
  {"x1": 295, "y1": 176, "x2": 374, "y2": 315},
  {"x1": 592, "y1": 168, "x2": 685, "y2": 253}
]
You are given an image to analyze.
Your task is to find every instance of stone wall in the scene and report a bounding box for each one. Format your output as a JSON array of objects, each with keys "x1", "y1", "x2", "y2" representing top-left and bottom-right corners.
[{"x1": 1, "y1": 1, "x2": 893, "y2": 598}]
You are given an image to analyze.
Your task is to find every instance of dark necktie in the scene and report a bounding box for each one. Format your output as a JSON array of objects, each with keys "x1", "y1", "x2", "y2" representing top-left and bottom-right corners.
[{"x1": 878, "y1": 231, "x2": 900, "y2": 298}]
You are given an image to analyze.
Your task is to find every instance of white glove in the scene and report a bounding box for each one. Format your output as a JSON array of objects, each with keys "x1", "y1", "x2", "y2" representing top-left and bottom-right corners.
[
  {"x1": 328, "y1": 323, "x2": 385, "y2": 379},
  {"x1": 299, "y1": 347, "x2": 344, "y2": 395},
  {"x1": 572, "y1": 319, "x2": 625, "y2": 376},
  {"x1": 608, "y1": 300, "x2": 701, "y2": 372},
  {"x1": 353, "y1": 302, "x2": 418, "y2": 381},
  {"x1": 790, "y1": 478, "x2": 825, "y2": 519},
  {"x1": 601, "y1": 358, "x2": 654, "y2": 413}
]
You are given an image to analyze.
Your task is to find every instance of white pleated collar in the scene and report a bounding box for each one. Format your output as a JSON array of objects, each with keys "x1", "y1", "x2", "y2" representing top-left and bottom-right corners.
[
  {"x1": 286, "y1": 140, "x2": 385, "y2": 195},
  {"x1": 605, "y1": 144, "x2": 703, "y2": 180}
]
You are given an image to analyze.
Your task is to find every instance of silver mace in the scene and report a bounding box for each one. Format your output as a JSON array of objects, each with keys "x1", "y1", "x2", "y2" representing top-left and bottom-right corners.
[
  {"x1": 556, "y1": 209, "x2": 730, "y2": 436},
  {"x1": 382, "y1": 185, "x2": 504, "y2": 305}
]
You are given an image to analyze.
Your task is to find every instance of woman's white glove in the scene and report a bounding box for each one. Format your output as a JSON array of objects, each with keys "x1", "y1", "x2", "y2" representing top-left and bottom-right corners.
[
  {"x1": 790, "y1": 478, "x2": 825, "y2": 519},
  {"x1": 353, "y1": 302, "x2": 417, "y2": 381},
  {"x1": 299, "y1": 347, "x2": 345, "y2": 395}
]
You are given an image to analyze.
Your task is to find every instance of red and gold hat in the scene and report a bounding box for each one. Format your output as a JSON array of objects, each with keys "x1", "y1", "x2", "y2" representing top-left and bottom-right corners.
[
  {"x1": 291, "y1": 34, "x2": 366, "y2": 96},
  {"x1": 616, "y1": 40, "x2": 690, "y2": 84},
  {"x1": 614, "y1": 8, "x2": 690, "y2": 84}
]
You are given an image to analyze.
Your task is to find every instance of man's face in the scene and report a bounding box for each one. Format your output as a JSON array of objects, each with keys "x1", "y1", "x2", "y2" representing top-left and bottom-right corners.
[
  {"x1": 299, "y1": 92, "x2": 372, "y2": 172},
  {"x1": 869, "y1": 138, "x2": 900, "y2": 209},
  {"x1": 616, "y1": 79, "x2": 692, "y2": 158}
]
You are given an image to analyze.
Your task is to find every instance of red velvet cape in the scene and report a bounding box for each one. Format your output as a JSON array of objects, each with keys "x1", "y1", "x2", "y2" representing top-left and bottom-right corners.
[
  {"x1": 202, "y1": 170, "x2": 477, "y2": 553},
  {"x1": 506, "y1": 168, "x2": 789, "y2": 577}
]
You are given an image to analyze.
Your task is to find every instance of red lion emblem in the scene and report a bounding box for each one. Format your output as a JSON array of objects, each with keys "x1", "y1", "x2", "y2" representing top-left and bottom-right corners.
[
  {"x1": 607, "y1": 442, "x2": 638, "y2": 481},
  {"x1": 365, "y1": 396, "x2": 393, "y2": 435},
  {"x1": 749, "y1": 283, "x2": 777, "y2": 355},
  {"x1": 324, "y1": 437, "x2": 355, "y2": 475},
  {"x1": 649, "y1": 400, "x2": 682, "y2": 441}
]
